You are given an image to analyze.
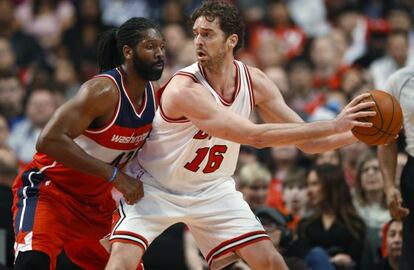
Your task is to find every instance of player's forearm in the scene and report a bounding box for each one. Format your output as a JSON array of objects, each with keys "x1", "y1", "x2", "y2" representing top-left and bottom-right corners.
[
  {"x1": 378, "y1": 141, "x2": 398, "y2": 189},
  {"x1": 250, "y1": 120, "x2": 338, "y2": 148},
  {"x1": 36, "y1": 133, "x2": 113, "y2": 180},
  {"x1": 297, "y1": 131, "x2": 357, "y2": 154}
]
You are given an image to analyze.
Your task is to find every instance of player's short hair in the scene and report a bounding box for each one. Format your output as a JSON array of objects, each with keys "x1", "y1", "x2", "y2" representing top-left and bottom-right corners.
[{"x1": 190, "y1": 1, "x2": 245, "y2": 54}]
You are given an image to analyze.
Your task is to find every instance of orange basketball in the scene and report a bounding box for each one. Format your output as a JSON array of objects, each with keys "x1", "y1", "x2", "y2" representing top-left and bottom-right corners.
[{"x1": 352, "y1": 90, "x2": 403, "y2": 145}]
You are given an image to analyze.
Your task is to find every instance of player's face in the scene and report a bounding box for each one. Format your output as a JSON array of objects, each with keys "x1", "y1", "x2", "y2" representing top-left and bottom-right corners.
[
  {"x1": 192, "y1": 16, "x2": 228, "y2": 67},
  {"x1": 133, "y1": 29, "x2": 166, "y2": 81}
]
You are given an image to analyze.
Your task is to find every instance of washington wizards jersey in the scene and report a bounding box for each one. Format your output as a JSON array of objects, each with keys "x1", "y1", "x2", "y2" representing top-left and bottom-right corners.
[
  {"x1": 133, "y1": 60, "x2": 255, "y2": 193},
  {"x1": 32, "y1": 67, "x2": 156, "y2": 203}
]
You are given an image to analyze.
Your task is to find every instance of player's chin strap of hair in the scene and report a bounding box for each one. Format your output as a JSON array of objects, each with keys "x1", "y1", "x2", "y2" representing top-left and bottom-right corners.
[{"x1": 108, "y1": 166, "x2": 119, "y2": 182}]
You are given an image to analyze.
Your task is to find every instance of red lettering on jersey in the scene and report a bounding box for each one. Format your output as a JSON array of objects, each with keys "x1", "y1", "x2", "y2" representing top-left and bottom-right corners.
[{"x1": 194, "y1": 130, "x2": 210, "y2": 140}]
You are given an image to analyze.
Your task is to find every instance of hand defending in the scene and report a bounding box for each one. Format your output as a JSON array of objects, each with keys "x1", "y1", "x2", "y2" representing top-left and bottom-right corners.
[
  {"x1": 112, "y1": 171, "x2": 144, "y2": 205},
  {"x1": 333, "y1": 93, "x2": 376, "y2": 133},
  {"x1": 386, "y1": 187, "x2": 410, "y2": 220}
]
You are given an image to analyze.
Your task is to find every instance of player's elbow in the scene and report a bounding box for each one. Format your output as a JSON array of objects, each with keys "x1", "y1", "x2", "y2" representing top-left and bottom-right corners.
[
  {"x1": 35, "y1": 133, "x2": 48, "y2": 153},
  {"x1": 36, "y1": 131, "x2": 57, "y2": 153}
]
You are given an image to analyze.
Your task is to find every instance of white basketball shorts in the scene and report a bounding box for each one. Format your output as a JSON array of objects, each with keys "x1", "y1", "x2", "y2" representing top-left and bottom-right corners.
[{"x1": 109, "y1": 177, "x2": 269, "y2": 270}]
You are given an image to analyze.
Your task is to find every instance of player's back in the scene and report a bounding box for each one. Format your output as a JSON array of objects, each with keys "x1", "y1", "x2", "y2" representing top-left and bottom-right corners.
[
  {"x1": 16, "y1": 67, "x2": 157, "y2": 205},
  {"x1": 136, "y1": 61, "x2": 255, "y2": 193}
]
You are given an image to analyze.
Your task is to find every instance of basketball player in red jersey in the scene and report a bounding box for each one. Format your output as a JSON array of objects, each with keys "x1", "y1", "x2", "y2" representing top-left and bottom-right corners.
[
  {"x1": 12, "y1": 17, "x2": 165, "y2": 270},
  {"x1": 105, "y1": 2, "x2": 376, "y2": 270}
]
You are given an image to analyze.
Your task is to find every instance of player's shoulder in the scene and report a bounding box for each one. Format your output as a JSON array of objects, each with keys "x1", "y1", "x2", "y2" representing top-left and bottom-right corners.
[
  {"x1": 79, "y1": 76, "x2": 118, "y2": 99},
  {"x1": 243, "y1": 64, "x2": 265, "y2": 79},
  {"x1": 388, "y1": 66, "x2": 414, "y2": 85},
  {"x1": 384, "y1": 66, "x2": 414, "y2": 95}
]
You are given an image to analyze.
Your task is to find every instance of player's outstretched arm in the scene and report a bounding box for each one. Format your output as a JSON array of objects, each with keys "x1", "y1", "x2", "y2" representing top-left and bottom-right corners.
[
  {"x1": 36, "y1": 77, "x2": 142, "y2": 204},
  {"x1": 162, "y1": 75, "x2": 374, "y2": 149},
  {"x1": 250, "y1": 66, "x2": 374, "y2": 153}
]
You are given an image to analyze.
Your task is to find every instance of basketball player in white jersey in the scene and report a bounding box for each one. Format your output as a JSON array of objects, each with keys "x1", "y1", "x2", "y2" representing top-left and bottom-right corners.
[{"x1": 105, "y1": 2, "x2": 376, "y2": 270}]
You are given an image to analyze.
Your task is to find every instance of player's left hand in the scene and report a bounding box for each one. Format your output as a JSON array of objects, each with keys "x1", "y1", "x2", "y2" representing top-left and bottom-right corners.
[
  {"x1": 333, "y1": 93, "x2": 376, "y2": 133},
  {"x1": 113, "y1": 171, "x2": 144, "y2": 205}
]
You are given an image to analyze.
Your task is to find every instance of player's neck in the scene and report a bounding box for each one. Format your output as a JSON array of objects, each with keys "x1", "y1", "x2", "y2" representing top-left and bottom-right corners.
[
  {"x1": 120, "y1": 64, "x2": 147, "y2": 102},
  {"x1": 202, "y1": 57, "x2": 236, "y2": 95}
]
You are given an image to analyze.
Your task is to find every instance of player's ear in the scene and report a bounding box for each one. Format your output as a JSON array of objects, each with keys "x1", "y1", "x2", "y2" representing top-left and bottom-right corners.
[
  {"x1": 227, "y1": 34, "x2": 238, "y2": 50},
  {"x1": 122, "y1": 45, "x2": 134, "y2": 60}
]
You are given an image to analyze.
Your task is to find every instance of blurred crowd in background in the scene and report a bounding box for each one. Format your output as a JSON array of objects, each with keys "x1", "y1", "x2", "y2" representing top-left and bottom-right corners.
[{"x1": 0, "y1": 0, "x2": 413, "y2": 269}]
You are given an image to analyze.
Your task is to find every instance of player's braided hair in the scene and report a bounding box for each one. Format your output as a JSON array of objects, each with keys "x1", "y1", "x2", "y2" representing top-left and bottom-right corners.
[
  {"x1": 97, "y1": 17, "x2": 160, "y2": 72},
  {"x1": 190, "y1": 0, "x2": 245, "y2": 54}
]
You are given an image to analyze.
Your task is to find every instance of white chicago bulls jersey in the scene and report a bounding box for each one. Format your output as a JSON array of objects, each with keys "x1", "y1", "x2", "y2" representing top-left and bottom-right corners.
[{"x1": 135, "y1": 60, "x2": 255, "y2": 193}]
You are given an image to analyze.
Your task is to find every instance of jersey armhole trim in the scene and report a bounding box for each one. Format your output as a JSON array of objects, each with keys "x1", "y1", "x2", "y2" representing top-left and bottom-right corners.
[
  {"x1": 84, "y1": 75, "x2": 121, "y2": 134},
  {"x1": 242, "y1": 64, "x2": 255, "y2": 112}
]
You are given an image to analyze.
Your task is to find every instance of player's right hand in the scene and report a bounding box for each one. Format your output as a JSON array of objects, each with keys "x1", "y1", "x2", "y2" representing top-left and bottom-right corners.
[
  {"x1": 112, "y1": 171, "x2": 144, "y2": 205},
  {"x1": 333, "y1": 93, "x2": 376, "y2": 133},
  {"x1": 386, "y1": 187, "x2": 409, "y2": 220}
]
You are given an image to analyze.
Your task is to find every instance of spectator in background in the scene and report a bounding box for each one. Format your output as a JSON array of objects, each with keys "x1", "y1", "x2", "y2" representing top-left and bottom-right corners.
[
  {"x1": 237, "y1": 162, "x2": 272, "y2": 211},
  {"x1": 263, "y1": 0, "x2": 306, "y2": 59},
  {"x1": 310, "y1": 35, "x2": 348, "y2": 91},
  {"x1": 63, "y1": 0, "x2": 109, "y2": 82},
  {"x1": 264, "y1": 66, "x2": 289, "y2": 99},
  {"x1": 8, "y1": 85, "x2": 57, "y2": 165},
  {"x1": 370, "y1": 30, "x2": 412, "y2": 89},
  {"x1": 53, "y1": 51, "x2": 80, "y2": 101},
  {"x1": 0, "y1": 38, "x2": 17, "y2": 76},
  {"x1": 100, "y1": 0, "x2": 150, "y2": 27},
  {"x1": 236, "y1": 146, "x2": 259, "y2": 174},
  {"x1": 15, "y1": 0, "x2": 75, "y2": 50},
  {"x1": 354, "y1": 150, "x2": 390, "y2": 229},
  {"x1": 334, "y1": 4, "x2": 368, "y2": 65},
  {"x1": 281, "y1": 169, "x2": 309, "y2": 231},
  {"x1": 287, "y1": 0, "x2": 330, "y2": 37},
  {"x1": 386, "y1": 4, "x2": 414, "y2": 63},
  {"x1": 162, "y1": 23, "x2": 192, "y2": 71},
  {"x1": 0, "y1": 73, "x2": 24, "y2": 127},
  {"x1": 299, "y1": 163, "x2": 366, "y2": 270},
  {"x1": 0, "y1": 0, "x2": 47, "y2": 74},
  {"x1": 255, "y1": 207, "x2": 308, "y2": 270},
  {"x1": 340, "y1": 142, "x2": 370, "y2": 187},
  {"x1": 374, "y1": 220, "x2": 402, "y2": 270},
  {"x1": 0, "y1": 114, "x2": 10, "y2": 149},
  {"x1": 315, "y1": 149, "x2": 342, "y2": 166},
  {"x1": 253, "y1": 34, "x2": 286, "y2": 70},
  {"x1": 266, "y1": 145, "x2": 300, "y2": 211},
  {"x1": 159, "y1": 0, "x2": 187, "y2": 25},
  {"x1": 340, "y1": 67, "x2": 371, "y2": 99},
  {"x1": 286, "y1": 57, "x2": 322, "y2": 119},
  {"x1": 0, "y1": 114, "x2": 18, "y2": 268},
  {"x1": 353, "y1": 149, "x2": 390, "y2": 269}
]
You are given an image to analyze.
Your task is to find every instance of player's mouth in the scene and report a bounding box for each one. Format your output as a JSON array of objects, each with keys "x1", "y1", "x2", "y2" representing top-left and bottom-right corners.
[
  {"x1": 154, "y1": 60, "x2": 164, "y2": 70},
  {"x1": 197, "y1": 50, "x2": 207, "y2": 59}
]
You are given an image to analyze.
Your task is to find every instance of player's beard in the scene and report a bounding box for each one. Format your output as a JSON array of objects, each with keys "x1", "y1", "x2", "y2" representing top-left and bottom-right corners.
[
  {"x1": 201, "y1": 47, "x2": 226, "y2": 70},
  {"x1": 132, "y1": 52, "x2": 164, "y2": 81}
]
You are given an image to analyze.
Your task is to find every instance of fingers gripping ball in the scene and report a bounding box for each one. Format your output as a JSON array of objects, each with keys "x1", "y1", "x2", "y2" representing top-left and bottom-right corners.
[{"x1": 352, "y1": 90, "x2": 403, "y2": 145}]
